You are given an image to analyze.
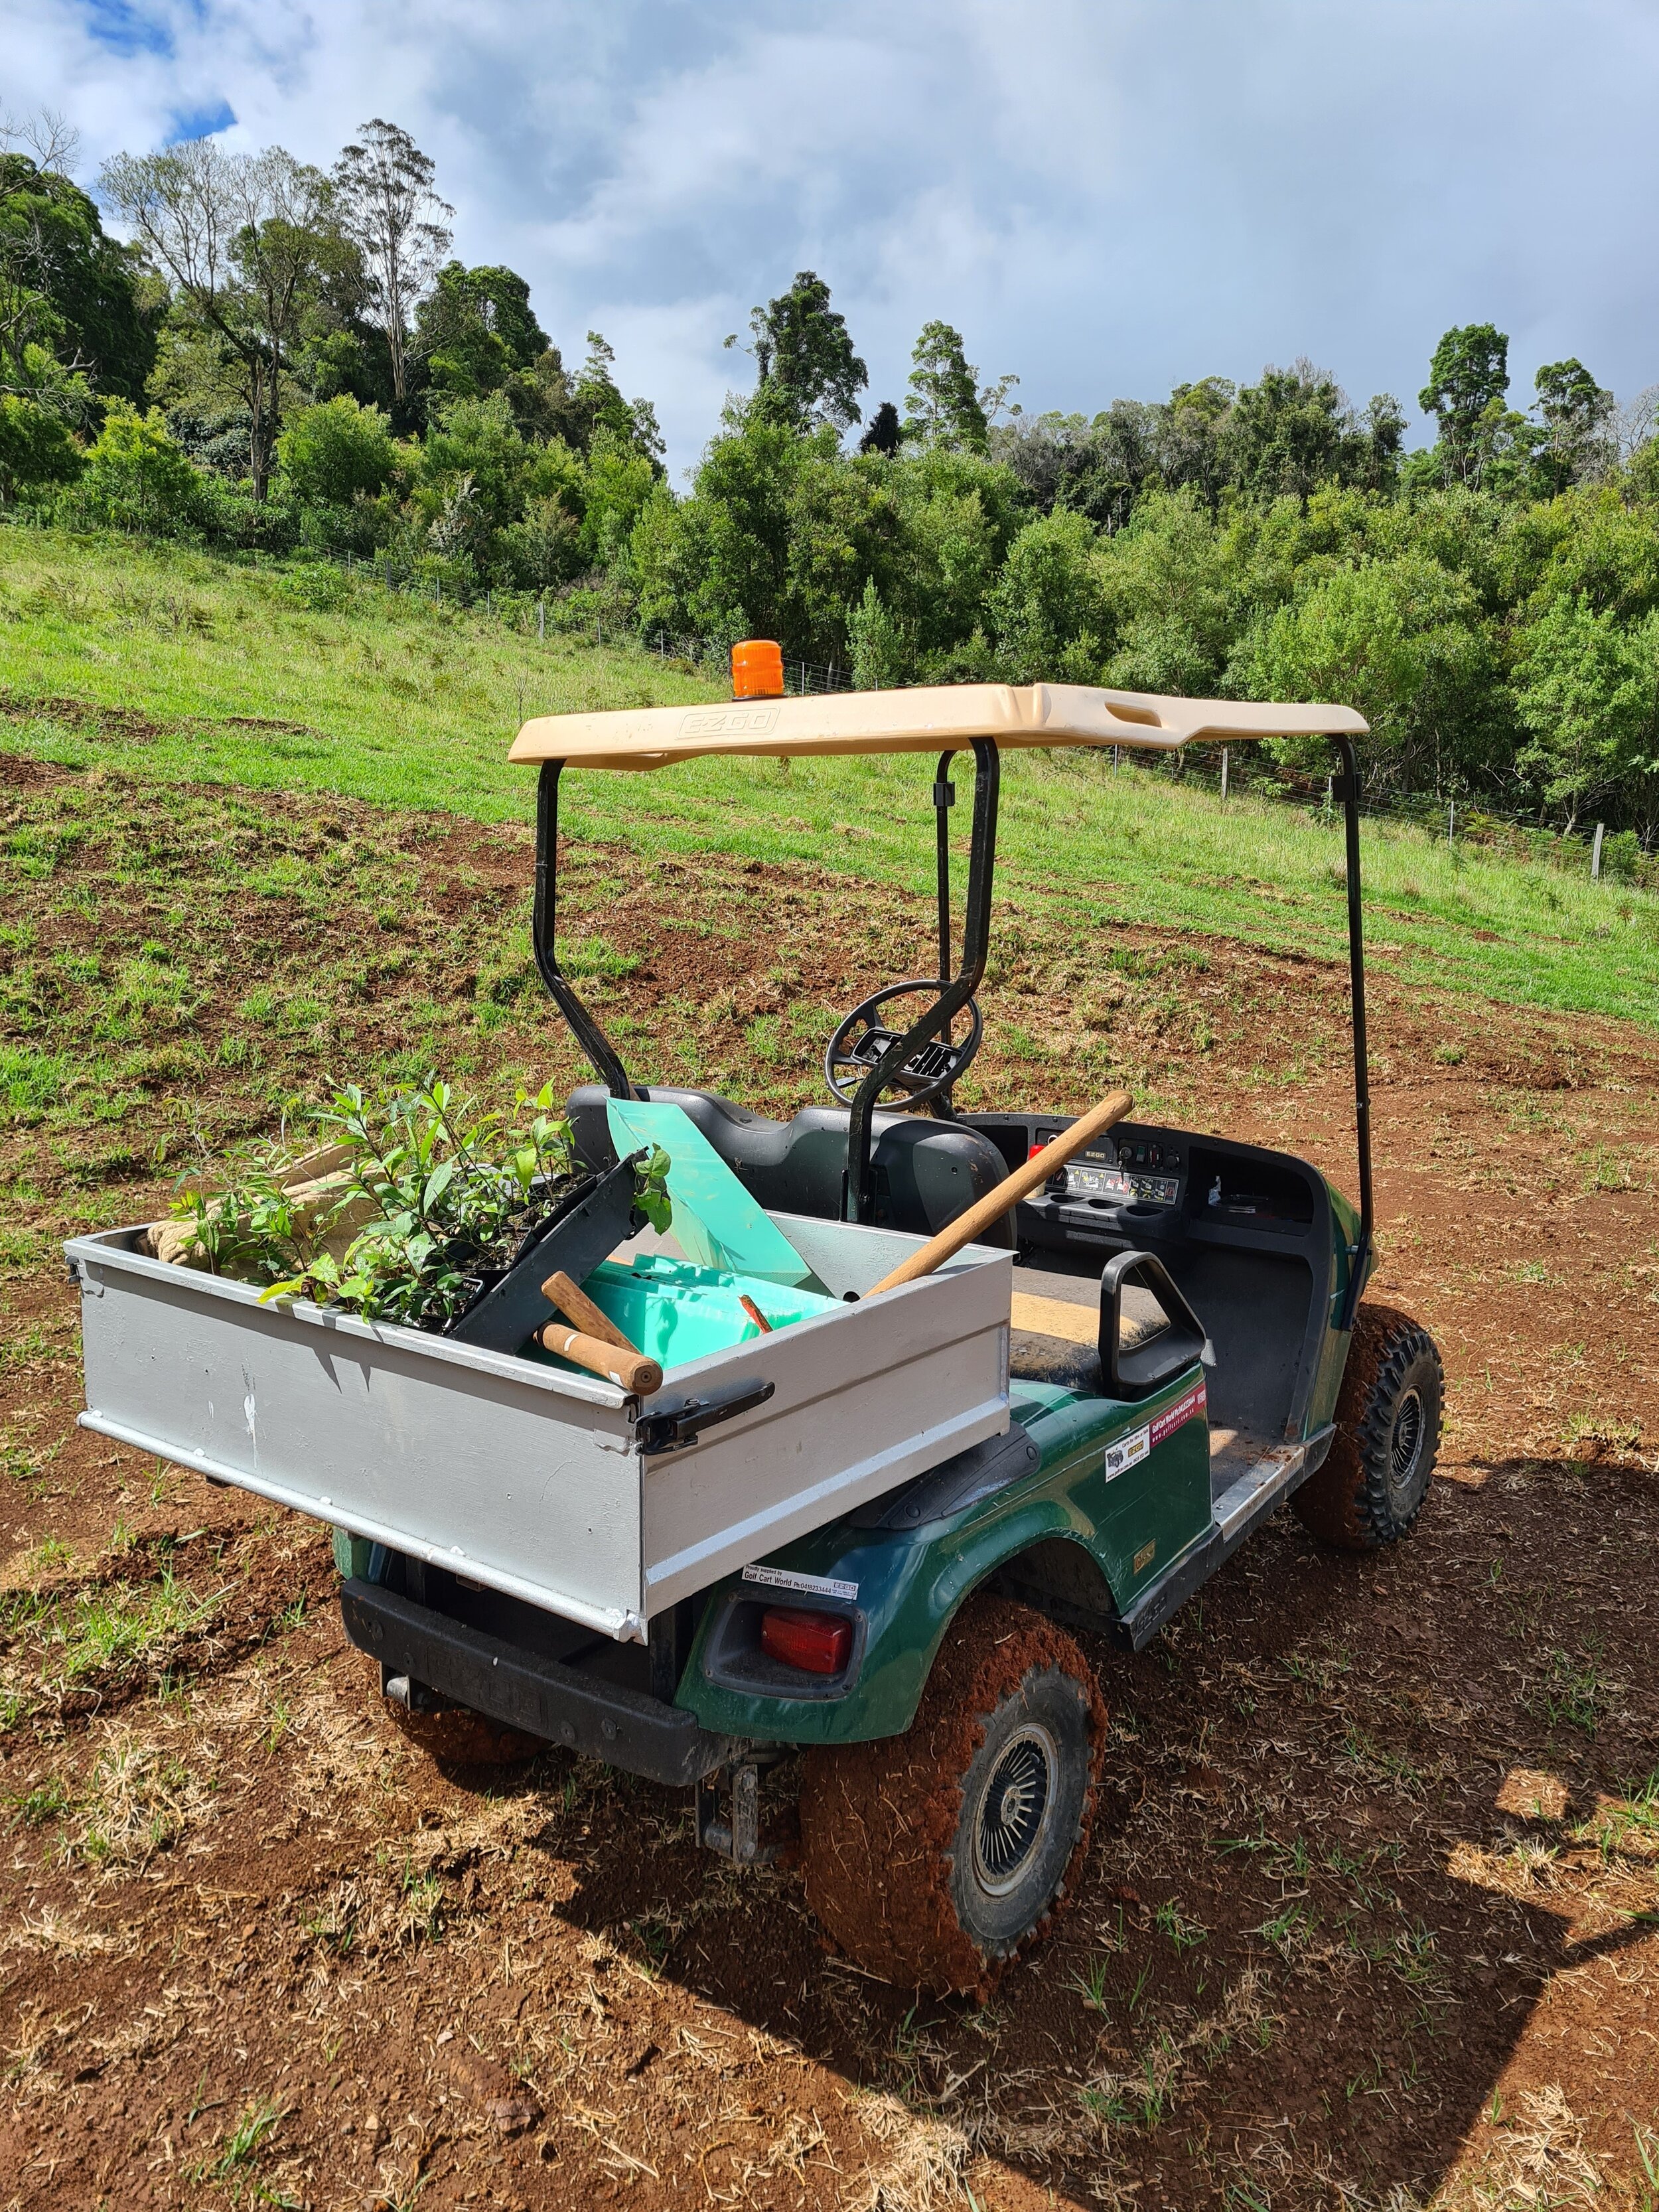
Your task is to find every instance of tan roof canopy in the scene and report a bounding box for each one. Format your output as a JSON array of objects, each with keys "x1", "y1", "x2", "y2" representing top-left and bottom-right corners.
[{"x1": 508, "y1": 682, "x2": 1367, "y2": 772}]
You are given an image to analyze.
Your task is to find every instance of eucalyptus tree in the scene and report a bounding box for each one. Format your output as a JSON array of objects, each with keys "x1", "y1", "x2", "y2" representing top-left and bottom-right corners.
[
  {"x1": 100, "y1": 137, "x2": 337, "y2": 496},
  {"x1": 904, "y1": 321, "x2": 989, "y2": 453},
  {"x1": 332, "y1": 119, "x2": 453, "y2": 410}
]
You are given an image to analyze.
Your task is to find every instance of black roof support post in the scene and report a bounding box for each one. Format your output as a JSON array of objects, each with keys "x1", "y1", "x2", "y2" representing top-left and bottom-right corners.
[
  {"x1": 1334, "y1": 734, "x2": 1374, "y2": 1328},
  {"x1": 533, "y1": 759, "x2": 635, "y2": 1099},
  {"x1": 844, "y1": 737, "x2": 999, "y2": 1222}
]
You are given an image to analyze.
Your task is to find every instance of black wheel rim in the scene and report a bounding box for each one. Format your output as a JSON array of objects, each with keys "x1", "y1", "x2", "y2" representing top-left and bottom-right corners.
[
  {"x1": 1388, "y1": 1388, "x2": 1425, "y2": 1509},
  {"x1": 972, "y1": 1724, "x2": 1057, "y2": 1896}
]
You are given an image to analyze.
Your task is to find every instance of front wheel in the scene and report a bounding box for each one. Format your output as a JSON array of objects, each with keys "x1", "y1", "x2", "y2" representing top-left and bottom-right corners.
[
  {"x1": 1293, "y1": 1303, "x2": 1443, "y2": 1550},
  {"x1": 798, "y1": 1594, "x2": 1106, "y2": 1996}
]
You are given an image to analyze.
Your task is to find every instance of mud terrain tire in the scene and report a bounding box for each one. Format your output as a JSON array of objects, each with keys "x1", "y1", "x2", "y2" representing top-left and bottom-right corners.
[
  {"x1": 1293, "y1": 1302, "x2": 1443, "y2": 1550},
  {"x1": 798, "y1": 1593, "x2": 1106, "y2": 1996}
]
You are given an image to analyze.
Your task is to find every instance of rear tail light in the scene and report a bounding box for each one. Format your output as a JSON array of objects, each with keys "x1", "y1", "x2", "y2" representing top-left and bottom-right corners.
[{"x1": 760, "y1": 1606, "x2": 852, "y2": 1676}]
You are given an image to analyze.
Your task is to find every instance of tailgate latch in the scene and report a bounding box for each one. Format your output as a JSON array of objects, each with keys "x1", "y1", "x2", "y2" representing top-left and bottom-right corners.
[{"x1": 636, "y1": 1379, "x2": 774, "y2": 1455}]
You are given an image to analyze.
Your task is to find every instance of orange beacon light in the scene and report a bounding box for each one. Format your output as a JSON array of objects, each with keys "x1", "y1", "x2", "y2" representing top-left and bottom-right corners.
[{"x1": 731, "y1": 638, "x2": 785, "y2": 700}]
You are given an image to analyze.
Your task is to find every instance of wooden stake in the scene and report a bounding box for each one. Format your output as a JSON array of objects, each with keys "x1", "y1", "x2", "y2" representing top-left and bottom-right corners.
[
  {"x1": 542, "y1": 1269, "x2": 636, "y2": 1351},
  {"x1": 534, "y1": 1322, "x2": 662, "y2": 1396},
  {"x1": 867, "y1": 1089, "x2": 1135, "y2": 1297}
]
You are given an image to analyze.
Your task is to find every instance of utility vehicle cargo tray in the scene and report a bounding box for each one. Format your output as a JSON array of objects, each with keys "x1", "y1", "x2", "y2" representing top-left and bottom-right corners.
[{"x1": 67, "y1": 1213, "x2": 1012, "y2": 1642}]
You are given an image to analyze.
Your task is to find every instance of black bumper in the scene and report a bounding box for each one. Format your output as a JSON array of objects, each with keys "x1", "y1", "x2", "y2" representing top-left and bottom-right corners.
[{"x1": 340, "y1": 1581, "x2": 734, "y2": 1787}]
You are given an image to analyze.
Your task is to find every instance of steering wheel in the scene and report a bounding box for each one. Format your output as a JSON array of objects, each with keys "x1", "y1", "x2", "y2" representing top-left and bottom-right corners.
[{"x1": 824, "y1": 980, "x2": 983, "y2": 1110}]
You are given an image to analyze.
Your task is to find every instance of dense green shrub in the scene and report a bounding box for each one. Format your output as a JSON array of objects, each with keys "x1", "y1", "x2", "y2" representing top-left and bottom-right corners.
[
  {"x1": 273, "y1": 396, "x2": 398, "y2": 508},
  {"x1": 0, "y1": 396, "x2": 84, "y2": 502},
  {"x1": 65, "y1": 402, "x2": 204, "y2": 535}
]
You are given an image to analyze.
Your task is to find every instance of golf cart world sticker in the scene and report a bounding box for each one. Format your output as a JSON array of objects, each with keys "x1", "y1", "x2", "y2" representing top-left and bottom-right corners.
[
  {"x1": 1151, "y1": 1380, "x2": 1208, "y2": 1446},
  {"x1": 742, "y1": 1563, "x2": 858, "y2": 1602},
  {"x1": 682, "y1": 705, "x2": 780, "y2": 737}
]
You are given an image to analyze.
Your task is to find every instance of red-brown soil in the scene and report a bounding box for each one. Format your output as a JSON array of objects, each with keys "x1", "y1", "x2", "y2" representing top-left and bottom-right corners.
[{"x1": 2, "y1": 767, "x2": 1657, "y2": 2208}]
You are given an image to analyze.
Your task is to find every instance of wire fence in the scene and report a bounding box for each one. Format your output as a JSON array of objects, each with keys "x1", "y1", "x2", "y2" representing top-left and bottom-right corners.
[
  {"x1": 638, "y1": 632, "x2": 850, "y2": 695},
  {"x1": 1125, "y1": 741, "x2": 1654, "y2": 886}
]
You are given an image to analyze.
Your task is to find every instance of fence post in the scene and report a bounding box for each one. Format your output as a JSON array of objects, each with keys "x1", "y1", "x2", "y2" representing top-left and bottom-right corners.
[
  {"x1": 1591, "y1": 822, "x2": 1605, "y2": 879},
  {"x1": 1447, "y1": 802, "x2": 1455, "y2": 846},
  {"x1": 538, "y1": 595, "x2": 545, "y2": 642},
  {"x1": 1112, "y1": 745, "x2": 1119, "y2": 776},
  {"x1": 1220, "y1": 747, "x2": 1229, "y2": 804}
]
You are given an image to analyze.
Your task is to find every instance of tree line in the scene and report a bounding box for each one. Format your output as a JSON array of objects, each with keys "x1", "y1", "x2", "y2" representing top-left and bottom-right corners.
[{"x1": 3, "y1": 112, "x2": 1659, "y2": 844}]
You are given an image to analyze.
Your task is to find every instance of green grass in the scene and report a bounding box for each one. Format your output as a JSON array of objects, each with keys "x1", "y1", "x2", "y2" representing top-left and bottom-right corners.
[{"x1": 3, "y1": 524, "x2": 1656, "y2": 1026}]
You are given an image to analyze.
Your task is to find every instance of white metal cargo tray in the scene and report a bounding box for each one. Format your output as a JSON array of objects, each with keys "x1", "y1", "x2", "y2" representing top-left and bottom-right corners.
[{"x1": 68, "y1": 1212, "x2": 1012, "y2": 1642}]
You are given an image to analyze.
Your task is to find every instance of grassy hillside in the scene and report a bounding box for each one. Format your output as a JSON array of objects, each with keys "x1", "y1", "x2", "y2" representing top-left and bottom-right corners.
[{"x1": 3, "y1": 524, "x2": 1657, "y2": 1027}]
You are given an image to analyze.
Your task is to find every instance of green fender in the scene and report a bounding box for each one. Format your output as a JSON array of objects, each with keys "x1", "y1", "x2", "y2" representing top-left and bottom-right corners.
[
  {"x1": 1305, "y1": 1174, "x2": 1372, "y2": 1437},
  {"x1": 675, "y1": 1369, "x2": 1214, "y2": 1747}
]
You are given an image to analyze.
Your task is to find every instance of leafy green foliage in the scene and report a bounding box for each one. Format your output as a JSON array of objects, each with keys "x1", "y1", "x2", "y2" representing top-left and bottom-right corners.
[
  {"x1": 416, "y1": 259, "x2": 549, "y2": 402},
  {"x1": 0, "y1": 151, "x2": 158, "y2": 405},
  {"x1": 1513, "y1": 594, "x2": 1659, "y2": 825},
  {"x1": 635, "y1": 1144, "x2": 672, "y2": 1235},
  {"x1": 273, "y1": 394, "x2": 396, "y2": 506},
  {"x1": 729, "y1": 270, "x2": 867, "y2": 432},
  {"x1": 173, "y1": 1076, "x2": 582, "y2": 1328},
  {"x1": 16, "y1": 98, "x2": 1659, "y2": 844},
  {"x1": 66, "y1": 401, "x2": 204, "y2": 534},
  {"x1": 0, "y1": 392, "x2": 83, "y2": 500},
  {"x1": 904, "y1": 320, "x2": 993, "y2": 455}
]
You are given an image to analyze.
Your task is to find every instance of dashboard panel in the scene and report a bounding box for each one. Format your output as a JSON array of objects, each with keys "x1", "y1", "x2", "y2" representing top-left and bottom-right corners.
[{"x1": 964, "y1": 1112, "x2": 1327, "y2": 1259}]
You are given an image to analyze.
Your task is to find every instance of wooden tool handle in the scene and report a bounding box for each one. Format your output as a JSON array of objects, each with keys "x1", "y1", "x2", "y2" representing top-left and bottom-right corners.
[
  {"x1": 536, "y1": 1323, "x2": 662, "y2": 1396},
  {"x1": 543, "y1": 1268, "x2": 636, "y2": 1352},
  {"x1": 867, "y1": 1088, "x2": 1135, "y2": 1297}
]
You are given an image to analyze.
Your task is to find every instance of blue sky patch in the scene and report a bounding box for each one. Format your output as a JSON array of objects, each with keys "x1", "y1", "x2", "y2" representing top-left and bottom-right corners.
[
  {"x1": 81, "y1": 0, "x2": 175, "y2": 60},
  {"x1": 165, "y1": 99, "x2": 238, "y2": 145}
]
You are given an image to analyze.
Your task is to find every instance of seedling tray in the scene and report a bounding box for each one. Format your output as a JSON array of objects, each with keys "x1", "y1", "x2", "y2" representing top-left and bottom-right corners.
[{"x1": 66, "y1": 1212, "x2": 1013, "y2": 1642}]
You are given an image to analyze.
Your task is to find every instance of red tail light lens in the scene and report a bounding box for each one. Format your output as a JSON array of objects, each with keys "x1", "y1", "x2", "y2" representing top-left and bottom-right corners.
[{"x1": 760, "y1": 1606, "x2": 852, "y2": 1676}]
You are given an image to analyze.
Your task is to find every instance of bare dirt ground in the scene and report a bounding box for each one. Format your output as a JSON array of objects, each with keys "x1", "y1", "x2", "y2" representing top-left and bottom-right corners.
[{"x1": 3, "y1": 764, "x2": 1658, "y2": 2209}]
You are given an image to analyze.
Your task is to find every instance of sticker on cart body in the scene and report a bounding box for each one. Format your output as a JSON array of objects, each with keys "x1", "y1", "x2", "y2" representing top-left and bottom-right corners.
[
  {"x1": 1151, "y1": 1380, "x2": 1208, "y2": 1445},
  {"x1": 1103, "y1": 1424, "x2": 1151, "y2": 1480},
  {"x1": 743, "y1": 1563, "x2": 858, "y2": 1603}
]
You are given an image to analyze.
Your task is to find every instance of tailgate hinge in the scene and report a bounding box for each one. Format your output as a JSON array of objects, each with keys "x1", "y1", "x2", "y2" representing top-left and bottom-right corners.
[{"x1": 636, "y1": 1378, "x2": 774, "y2": 1456}]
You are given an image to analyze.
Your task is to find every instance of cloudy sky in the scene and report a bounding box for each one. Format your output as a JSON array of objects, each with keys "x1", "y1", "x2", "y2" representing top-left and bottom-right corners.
[{"x1": 8, "y1": 0, "x2": 1659, "y2": 475}]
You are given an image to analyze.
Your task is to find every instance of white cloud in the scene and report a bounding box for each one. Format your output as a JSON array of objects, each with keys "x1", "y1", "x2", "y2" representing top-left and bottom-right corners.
[{"x1": 7, "y1": 0, "x2": 1659, "y2": 469}]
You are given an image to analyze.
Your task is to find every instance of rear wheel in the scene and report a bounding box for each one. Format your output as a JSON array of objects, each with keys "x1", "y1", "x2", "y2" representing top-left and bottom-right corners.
[
  {"x1": 1293, "y1": 1303, "x2": 1443, "y2": 1550},
  {"x1": 798, "y1": 1594, "x2": 1106, "y2": 1995}
]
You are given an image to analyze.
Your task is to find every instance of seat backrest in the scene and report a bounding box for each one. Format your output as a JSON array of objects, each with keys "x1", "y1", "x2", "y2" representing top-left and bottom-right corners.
[{"x1": 566, "y1": 1084, "x2": 1014, "y2": 1246}]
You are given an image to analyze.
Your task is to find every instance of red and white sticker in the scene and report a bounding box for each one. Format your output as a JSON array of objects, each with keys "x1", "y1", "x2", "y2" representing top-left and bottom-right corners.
[
  {"x1": 1150, "y1": 1380, "x2": 1208, "y2": 1446},
  {"x1": 1104, "y1": 1382, "x2": 1206, "y2": 1483}
]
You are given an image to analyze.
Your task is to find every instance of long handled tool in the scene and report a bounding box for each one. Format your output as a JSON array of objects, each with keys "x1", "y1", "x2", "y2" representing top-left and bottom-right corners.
[
  {"x1": 537, "y1": 1268, "x2": 662, "y2": 1395},
  {"x1": 867, "y1": 1088, "x2": 1135, "y2": 1297}
]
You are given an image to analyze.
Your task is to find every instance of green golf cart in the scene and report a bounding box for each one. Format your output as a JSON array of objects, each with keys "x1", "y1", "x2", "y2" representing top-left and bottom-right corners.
[{"x1": 389, "y1": 676, "x2": 1437, "y2": 1992}]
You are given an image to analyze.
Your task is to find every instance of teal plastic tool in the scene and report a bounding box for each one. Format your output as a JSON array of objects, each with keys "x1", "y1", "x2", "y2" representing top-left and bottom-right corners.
[
  {"x1": 606, "y1": 1099, "x2": 814, "y2": 1286},
  {"x1": 577, "y1": 1254, "x2": 839, "y2": 1369}
]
